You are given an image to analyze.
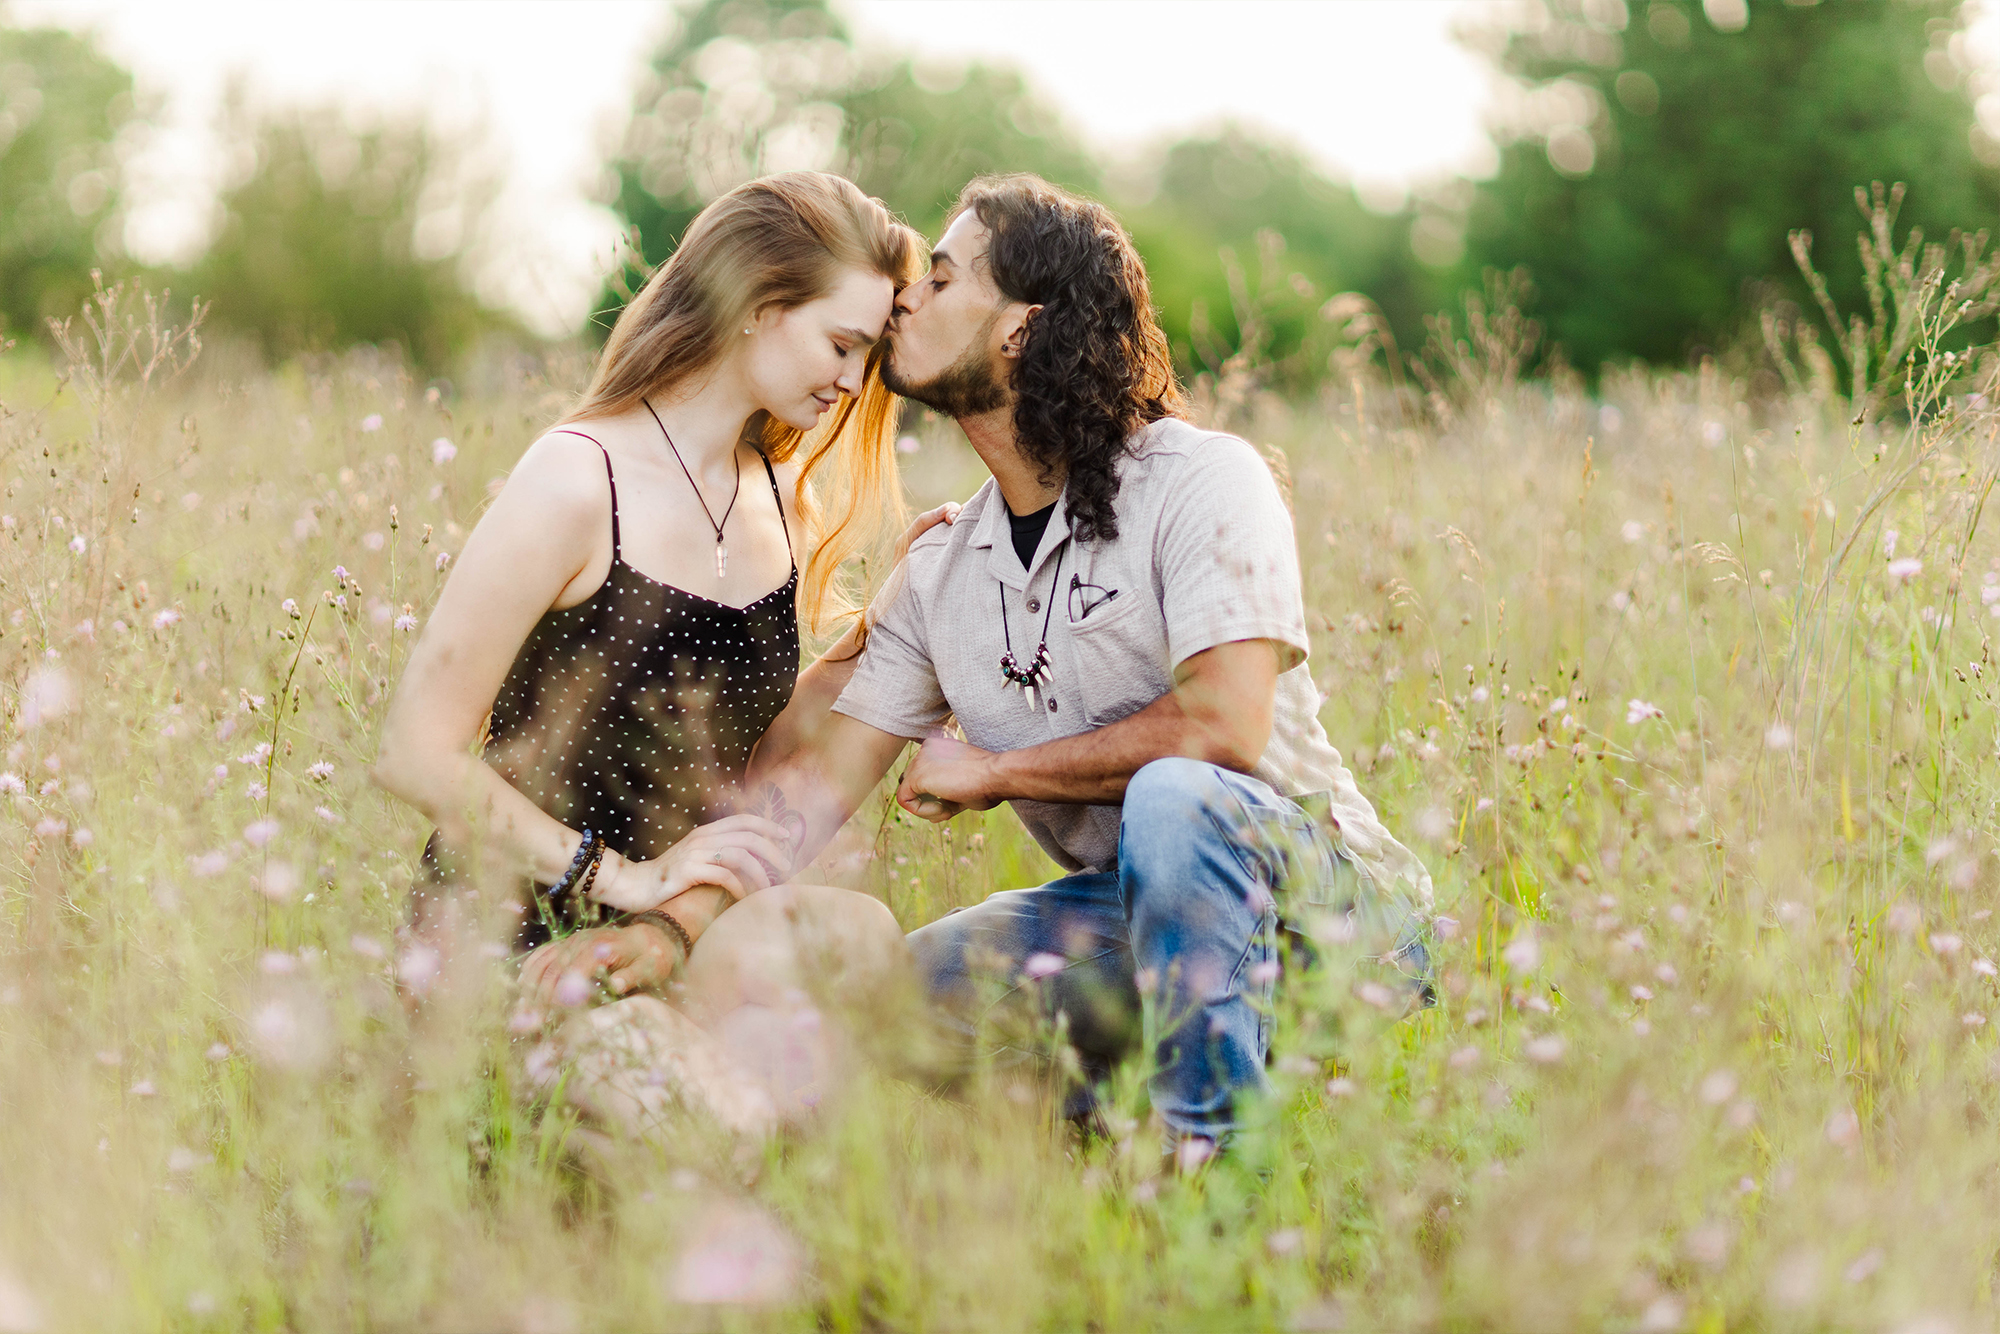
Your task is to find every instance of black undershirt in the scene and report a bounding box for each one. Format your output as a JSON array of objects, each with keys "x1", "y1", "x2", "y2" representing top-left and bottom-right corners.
[{"x1": 1009, "y1": 501, "x2": 1057, "y2": 569}]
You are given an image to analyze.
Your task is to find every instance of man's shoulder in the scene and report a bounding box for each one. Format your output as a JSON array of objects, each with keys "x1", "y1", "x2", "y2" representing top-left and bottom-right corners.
[
  {"x1": 903, "y1": 477, "x2": 996, "y2": 572},
  {"x1": 1127, "y1": 416, "x2": 1262, "y2": 472},
  {"x1": 1122, "y1": 418, "x2": 1277, "y2": 500}
]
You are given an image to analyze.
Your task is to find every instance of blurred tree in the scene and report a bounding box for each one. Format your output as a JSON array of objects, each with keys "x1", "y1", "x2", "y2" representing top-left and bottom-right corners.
[
  {"x1": 1123, "y1": 126, "x2": 1441, "y2": 374},
  {"x1": 601, "y1": 0, "x2": 1098, "y2": 329},
  {"x1": 0, "y1": 22, "x2": 136, "y2": 340},
  {"x1": 191, "y1": 101, "x2": 505, "y2": 367},
  {"x1": 1459, "y1": 0, "x2": 2000, "y2": 371}
]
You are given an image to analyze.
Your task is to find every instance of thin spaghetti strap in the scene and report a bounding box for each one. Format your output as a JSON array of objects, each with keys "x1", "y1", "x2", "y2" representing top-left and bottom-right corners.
[
  {"x1": 548, "y1": 428, "x2": 620, "y2": 559},
  {"x1": 759, "y1": 452, "x2": 793, "y2": 562}
]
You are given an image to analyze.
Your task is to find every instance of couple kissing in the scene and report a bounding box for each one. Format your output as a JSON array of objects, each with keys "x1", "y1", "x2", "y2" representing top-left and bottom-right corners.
[{"x1": 373, "y1": 170, "x2": 1433, "y2": 1163}]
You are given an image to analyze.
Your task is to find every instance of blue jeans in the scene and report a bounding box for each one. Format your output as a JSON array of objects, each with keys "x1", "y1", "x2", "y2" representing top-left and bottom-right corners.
[{"x1": 907, "y1": 757, "x2": 1422, "y2": 1142}]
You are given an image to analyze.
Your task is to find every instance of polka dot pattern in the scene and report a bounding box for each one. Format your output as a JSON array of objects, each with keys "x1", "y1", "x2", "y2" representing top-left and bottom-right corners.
[{"x1": 477, "y1": 440, "x2": 799, "y2": 944}]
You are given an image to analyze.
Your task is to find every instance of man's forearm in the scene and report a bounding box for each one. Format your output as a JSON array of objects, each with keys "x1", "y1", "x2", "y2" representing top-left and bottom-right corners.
[
  {"x1": 980, "y1": 690, "x2": 1243, "y2": 805},
  {"x1": 900, "y1": 640, "x2": 1282, "y2": 814}
]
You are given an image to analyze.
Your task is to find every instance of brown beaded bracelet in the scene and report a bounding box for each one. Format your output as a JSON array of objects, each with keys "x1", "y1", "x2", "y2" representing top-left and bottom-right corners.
[{"x1": 626, "y1": 909, "x2": 695, "y2": 964}]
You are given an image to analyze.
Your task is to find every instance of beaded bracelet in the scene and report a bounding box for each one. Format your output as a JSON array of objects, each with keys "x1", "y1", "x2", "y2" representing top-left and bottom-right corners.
[
  {"x1": 550, "y1": 829, "x2": 603, "y2": 909},
  {"x1": 626, "y1": 909, "x2": 695, "y2": 965}
]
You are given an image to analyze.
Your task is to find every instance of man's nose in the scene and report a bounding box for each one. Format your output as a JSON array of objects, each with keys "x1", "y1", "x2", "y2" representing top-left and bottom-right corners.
[{"x1": 894, "y1": 281, "x2": 925, "y2": 318}]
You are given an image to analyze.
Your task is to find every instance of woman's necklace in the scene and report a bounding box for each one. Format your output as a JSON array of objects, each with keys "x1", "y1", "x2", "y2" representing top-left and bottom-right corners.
[
  {"x1": 998, "y1": 545, "x2": 1065, "y2": 711},
  {"x1": 643, "y1": 398, "x2": 741, "y2": 577}
]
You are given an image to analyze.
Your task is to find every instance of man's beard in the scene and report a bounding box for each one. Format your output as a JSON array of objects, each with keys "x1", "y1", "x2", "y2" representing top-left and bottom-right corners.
[{"x1": 883, "y1": 312, "x2": 1008, "y2": 418}]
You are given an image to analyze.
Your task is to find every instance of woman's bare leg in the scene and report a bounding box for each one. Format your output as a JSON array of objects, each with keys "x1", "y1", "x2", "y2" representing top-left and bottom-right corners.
[
  {"x1": 553, "y1": 995, "x2": 780, "y2": 1140},
  {"x1": 679, "y1": 882, "x2": 904, "y2": 1015},
  {"x1": 676, "y1": 883, "x2": 907, "y2": 1120},
  {"x1": 547, "y1": 884, "x2": 905, "y2": 1138}
]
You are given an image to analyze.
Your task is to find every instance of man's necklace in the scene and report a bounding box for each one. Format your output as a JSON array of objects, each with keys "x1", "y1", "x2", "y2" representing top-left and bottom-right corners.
[
  {"x1": 998, "y1": 544, "x2": 1065, "y2": 711},
  {"x1": 643, "y1": 398, "x2": 741, "y2": 577}
]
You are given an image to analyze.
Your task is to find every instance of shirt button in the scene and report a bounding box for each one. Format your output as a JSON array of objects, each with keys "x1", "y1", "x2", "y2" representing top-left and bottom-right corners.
[
  {"x1": 1027, "y1": 597, "x2": 1040, "y2": 613},
  {"x1": 1048, "y1": 697, "x2": 1058, "y2": 712}
]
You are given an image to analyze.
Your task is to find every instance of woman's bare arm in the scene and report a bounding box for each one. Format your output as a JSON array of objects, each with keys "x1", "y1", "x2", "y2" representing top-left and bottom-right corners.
[{"x1": 372, "y1": 432, "x2": 613, "y2": 884}]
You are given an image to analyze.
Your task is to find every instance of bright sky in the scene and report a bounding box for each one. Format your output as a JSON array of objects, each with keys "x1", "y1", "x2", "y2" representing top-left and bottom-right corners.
[
  {"x1": 3, "y1": 0, "x2": 1504, "y2": 334},
  {"x1": 11, "y1": 0, "x2": 1500, "y2": 333},
  {"x1": 19, "y1": 0, "x2": 1983, "y2": 336}
]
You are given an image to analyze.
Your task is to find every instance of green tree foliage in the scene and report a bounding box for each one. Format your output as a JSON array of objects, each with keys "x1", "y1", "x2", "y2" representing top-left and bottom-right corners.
[
  {"x1": 1459, "y1": 0, "x2": 2000, "y2": 372},
  {"x1": 1123, "y1": 127, "x2": 1441, "y2": 373},
  {"x1": 602, "y1": 0, "x2": 1098, "y2": 328},
  {"x1": 0, "y1": 22, "x2": 135, "y2": 340},
  {"x1": 604, "y1": 0, "x2": 1438, "y2": 379},
  {"x1": 191, "y1": 102, "x2": 503, "y2": 367}
]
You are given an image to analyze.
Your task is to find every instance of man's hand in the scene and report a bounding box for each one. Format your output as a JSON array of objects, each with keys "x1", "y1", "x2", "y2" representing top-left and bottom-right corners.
[
  {"x1": 518, "y1": 921, "x2": 686, "y2": 1009},
  {"x1": 897, "y1": 734, "x2": 1002, "y2": 822},
  {"x1": 891, "y1": 640, "x2": 1285, "y2": 813}
]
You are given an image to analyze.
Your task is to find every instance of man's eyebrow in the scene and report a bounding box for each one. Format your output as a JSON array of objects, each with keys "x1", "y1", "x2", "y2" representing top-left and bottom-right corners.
[{"x1": 929, "y1": 250, "x2": 956, "y2": 271}]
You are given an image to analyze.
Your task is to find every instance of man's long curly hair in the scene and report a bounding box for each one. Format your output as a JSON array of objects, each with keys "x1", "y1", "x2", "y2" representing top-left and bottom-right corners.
[{"x1": 956, "y1": 175, "x2": 1185, "y2": 543}]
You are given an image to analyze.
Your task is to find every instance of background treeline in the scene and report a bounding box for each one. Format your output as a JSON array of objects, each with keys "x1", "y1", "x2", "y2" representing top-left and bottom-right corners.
[{"x1": 4, "y1": 0, "x2": 1995, "y2": 378}]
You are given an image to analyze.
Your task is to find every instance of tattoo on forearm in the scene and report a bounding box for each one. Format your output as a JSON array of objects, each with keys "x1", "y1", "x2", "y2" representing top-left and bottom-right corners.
[{"x1": 746, "y1": 782, "x2": 808, "y2": 871}]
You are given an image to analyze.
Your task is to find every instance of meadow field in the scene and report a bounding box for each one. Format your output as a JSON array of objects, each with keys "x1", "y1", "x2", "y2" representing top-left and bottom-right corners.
[{"x1": 1, "y1": 270, "x2": 1998, "y2": 1332}]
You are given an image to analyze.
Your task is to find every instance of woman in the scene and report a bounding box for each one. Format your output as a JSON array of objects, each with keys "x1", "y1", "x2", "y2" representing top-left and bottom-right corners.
[{"x1": 373, "y1": 172, "x2": 945, "y2": 1132}]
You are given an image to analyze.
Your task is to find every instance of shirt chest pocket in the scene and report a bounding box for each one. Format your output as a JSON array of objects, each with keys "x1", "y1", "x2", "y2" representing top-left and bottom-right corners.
[{"x1": 1062, "y1": 590, "x2": 1172, "y2": 727}]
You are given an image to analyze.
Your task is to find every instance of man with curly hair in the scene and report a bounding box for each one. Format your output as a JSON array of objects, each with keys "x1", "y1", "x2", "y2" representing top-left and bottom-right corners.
[{"x1": 755, "y1": 174, "x2": 1431, "y2": 1159}]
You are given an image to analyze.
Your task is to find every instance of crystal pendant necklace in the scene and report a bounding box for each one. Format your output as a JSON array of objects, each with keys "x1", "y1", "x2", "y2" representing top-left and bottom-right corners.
[
  {"x1": 644, "y1": 398, "x2": 741, "y2": 577},
  {"x1": 998, "y1": 545, "x2": 1065, "y2": 710}
]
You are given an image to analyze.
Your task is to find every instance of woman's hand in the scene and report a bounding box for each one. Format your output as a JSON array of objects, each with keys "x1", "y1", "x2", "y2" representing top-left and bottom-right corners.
[
  {"x1": 892, "y1": 502, "x2": 959, "y2": 568},
  {"x1": 519, "y1": 920, "x2": 685, "y2": 1008},
  {"x1": 589, "y1": 814, "x2": 796, "y2": 913}
]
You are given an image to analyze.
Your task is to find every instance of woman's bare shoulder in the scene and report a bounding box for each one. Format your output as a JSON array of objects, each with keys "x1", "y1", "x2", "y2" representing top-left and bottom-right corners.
[{"x1": 481, "y1": 428, "x2": 615, "y2": 549}]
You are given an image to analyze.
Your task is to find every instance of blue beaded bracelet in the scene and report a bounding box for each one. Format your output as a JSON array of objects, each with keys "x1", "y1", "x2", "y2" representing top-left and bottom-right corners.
[{"x1": 551, "y1": 828, "x2": 603, "y2": 908}]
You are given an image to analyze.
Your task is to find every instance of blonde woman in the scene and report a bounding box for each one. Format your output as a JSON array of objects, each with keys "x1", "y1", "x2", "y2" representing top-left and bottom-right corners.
[{"x1": 374, "y1": 173, "x2": 948, "y2": 1132}]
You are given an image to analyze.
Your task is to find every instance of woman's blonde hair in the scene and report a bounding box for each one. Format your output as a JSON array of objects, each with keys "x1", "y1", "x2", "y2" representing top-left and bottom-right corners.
[{"x1": 564, "y1": 171, "x2": 923, "y2": 633}]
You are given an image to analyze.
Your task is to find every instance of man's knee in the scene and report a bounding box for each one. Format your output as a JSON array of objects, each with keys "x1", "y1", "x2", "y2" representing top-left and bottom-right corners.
[
  {"x1": 906, "y1": 906, "x2": 980, "y2": 1000},
  {"x1": 1121, "y1": 757, "x2": 1236, "y2": 839},
  {"x1": 907, "y1": 890, "x2": 1043, "y2": 1001}
]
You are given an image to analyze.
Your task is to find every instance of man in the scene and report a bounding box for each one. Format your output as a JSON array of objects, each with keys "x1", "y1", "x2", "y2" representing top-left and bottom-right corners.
[{"x1": 759, "y1": 174, "x2": 1431, "y2": 1155}]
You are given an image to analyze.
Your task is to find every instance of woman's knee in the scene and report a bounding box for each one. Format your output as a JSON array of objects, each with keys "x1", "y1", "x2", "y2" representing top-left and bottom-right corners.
[{"x1": 684, "y1": 883, "x2": 904, "y2": 1013}]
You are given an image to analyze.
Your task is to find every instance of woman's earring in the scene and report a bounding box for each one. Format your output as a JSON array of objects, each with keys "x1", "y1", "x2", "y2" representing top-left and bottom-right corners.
[{"x1": 743, "y1": 327, "x2": 751, "y2": 335}]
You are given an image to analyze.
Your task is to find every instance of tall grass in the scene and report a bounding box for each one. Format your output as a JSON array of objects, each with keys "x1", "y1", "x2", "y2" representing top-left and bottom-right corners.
[{"x1": 4, "y1": 264, "x2": 2000, "y2": 1331}]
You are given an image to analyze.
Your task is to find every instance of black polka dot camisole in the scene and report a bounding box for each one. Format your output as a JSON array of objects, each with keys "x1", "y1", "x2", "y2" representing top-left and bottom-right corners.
[{"x1": 471, "y1": 432, "x2": 799, "y2": 938}]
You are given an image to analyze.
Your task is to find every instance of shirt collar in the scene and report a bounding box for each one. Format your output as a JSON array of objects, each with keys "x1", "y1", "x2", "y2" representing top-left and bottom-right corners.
[{"x1": 968, "y1": 480, "x2": 1073, "y2": 589}]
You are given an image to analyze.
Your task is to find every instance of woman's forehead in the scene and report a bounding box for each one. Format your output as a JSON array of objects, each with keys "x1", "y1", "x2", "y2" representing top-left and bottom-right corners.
[{"x1": 814, "y1": 267, "x2": 896, "y2": 331}]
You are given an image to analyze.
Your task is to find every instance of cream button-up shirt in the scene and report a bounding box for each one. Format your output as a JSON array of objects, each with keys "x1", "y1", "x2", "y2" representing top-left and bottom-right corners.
[{"x1": 834, "y1": 417, "x2": 1431, "y2": 913}]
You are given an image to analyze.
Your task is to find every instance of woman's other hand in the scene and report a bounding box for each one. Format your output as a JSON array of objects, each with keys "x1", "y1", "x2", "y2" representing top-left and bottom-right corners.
[
  {"x1": 519, "y1": 920, "x2": 686, "y2": 1007},
  {"x1": 589, "y1": 814, "x2": 796, "y2": 913}
]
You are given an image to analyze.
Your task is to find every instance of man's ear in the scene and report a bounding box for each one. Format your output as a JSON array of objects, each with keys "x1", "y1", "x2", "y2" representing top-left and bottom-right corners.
[{"x1": 997, "y1": 303, "x2": 1044, "y2": 359}]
